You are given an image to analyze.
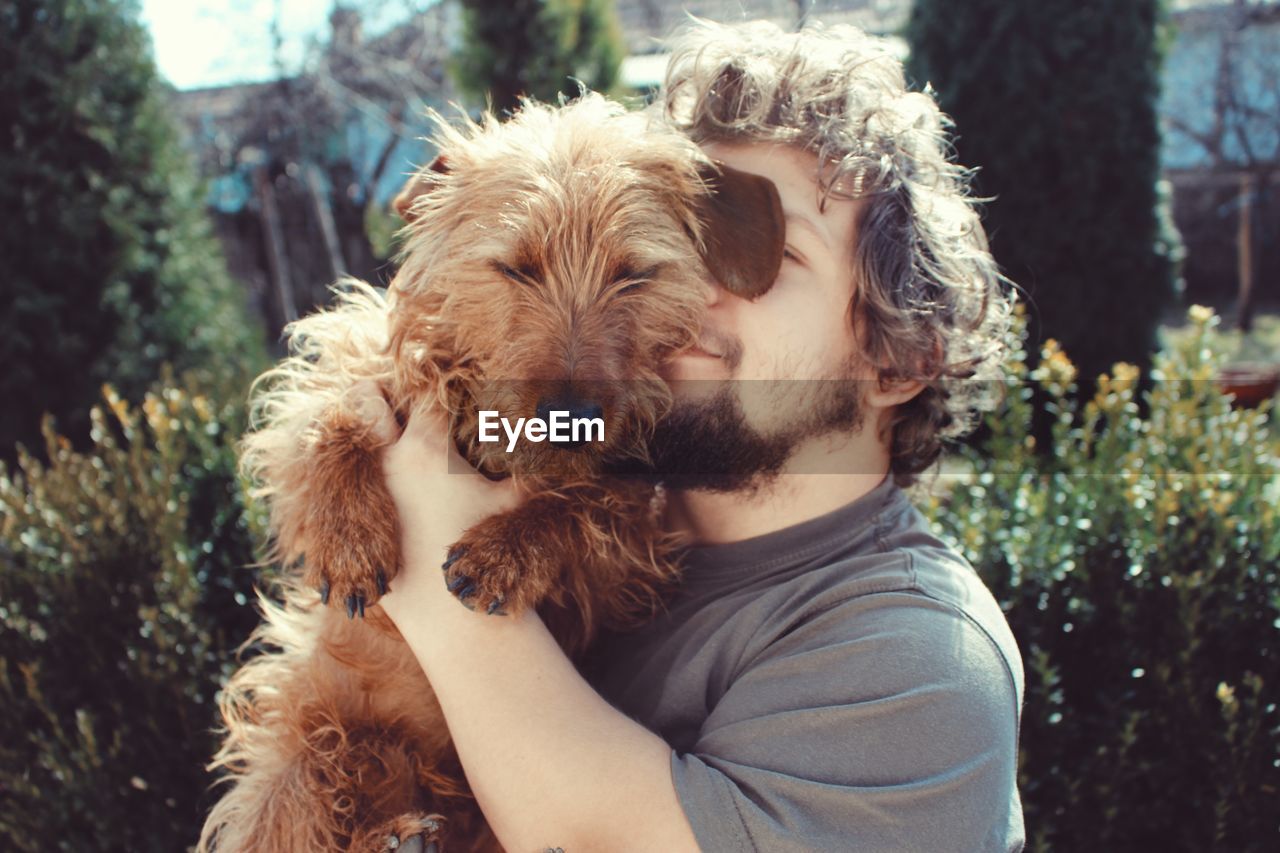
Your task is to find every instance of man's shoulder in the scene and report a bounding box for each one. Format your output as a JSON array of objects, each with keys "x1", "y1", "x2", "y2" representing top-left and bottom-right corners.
[{"x1": 768, "y1": 488, "x2": 1026, "y2": 709}]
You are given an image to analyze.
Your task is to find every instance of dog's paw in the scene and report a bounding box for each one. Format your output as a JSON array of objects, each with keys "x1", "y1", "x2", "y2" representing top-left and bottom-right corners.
[
  {"x1": 376, "y1": 813, "x2": 444, "y2": 853},
  {"x1": 441, "y1": 543, "x2": 512, "y2": 616},
  {"x1": 441, "y1": 546, "x2": 491, "y2": 612},
  {"x1": 442, "y1": 520, "x2": 559, "y2": 617},
  {"x1": 306, "y1": 527, "x2": 399, "y2": 619},
  {"x1": 439, "y1": 496, "x2": 574, "y2": 617}
]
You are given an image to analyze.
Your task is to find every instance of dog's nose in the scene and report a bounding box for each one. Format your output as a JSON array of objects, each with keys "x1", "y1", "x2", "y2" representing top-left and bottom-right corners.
[{"x1": 535, "y1": 397, "x2": 605, "y2": 449}]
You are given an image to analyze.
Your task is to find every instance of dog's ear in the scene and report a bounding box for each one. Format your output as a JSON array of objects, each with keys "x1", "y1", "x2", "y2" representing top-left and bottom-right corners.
[
  {"x1": 693, "y1": 161, "x2": 785, "y2": 300},
  {"x1": 393, "y1": 155, "x2": 450, "y2": 223}
]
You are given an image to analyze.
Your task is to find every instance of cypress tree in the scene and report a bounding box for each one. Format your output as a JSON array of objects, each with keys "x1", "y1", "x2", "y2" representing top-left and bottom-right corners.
[
  {"x1": 451, "y1": 0, "x2": 626, "y2": 115},
  {"x1": 0, "y1": 0, "x2": 264, "y2": 458},
  {"x1": 906, "y1": 0, "x2": 1180, "y2": 382}
]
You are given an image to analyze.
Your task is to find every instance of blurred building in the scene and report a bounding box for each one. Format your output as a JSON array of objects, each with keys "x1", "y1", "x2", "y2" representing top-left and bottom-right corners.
[
  {"x1": 172, "y1": 0, "x2": 1276, "y2": 339},
  {"x1": 615, "y1": 0, "x2": 908, "y2": 88},
  {"x1": 171, "y1": 3, "x2": 457, "y2": 341},
  {"x1": 1163, "y1": 0, "x2": 1278, "y2": 322}
]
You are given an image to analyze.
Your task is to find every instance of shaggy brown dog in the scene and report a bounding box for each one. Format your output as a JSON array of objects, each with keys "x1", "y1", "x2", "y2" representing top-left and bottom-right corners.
[{"x1": 197, "y1": 94, "x2": 782, "y2": 852}]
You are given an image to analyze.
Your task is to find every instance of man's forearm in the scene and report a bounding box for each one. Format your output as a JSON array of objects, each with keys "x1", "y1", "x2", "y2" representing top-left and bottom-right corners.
[{"x1": 385, "y1": 546, "x2": 700, "y2": 853}]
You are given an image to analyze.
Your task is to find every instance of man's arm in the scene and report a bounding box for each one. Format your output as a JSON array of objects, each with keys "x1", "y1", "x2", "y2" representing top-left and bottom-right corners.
[{"x1": 376, "y1": 404, "x2": 699, "y2": 853}]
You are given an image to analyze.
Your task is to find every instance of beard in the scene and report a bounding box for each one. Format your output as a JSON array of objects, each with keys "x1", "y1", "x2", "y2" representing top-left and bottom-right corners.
[{"x1": 640, "y1": 375, "x2": 867, "y2": 494}]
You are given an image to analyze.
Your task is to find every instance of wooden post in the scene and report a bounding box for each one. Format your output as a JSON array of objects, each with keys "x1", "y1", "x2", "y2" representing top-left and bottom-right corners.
[
  {"x1": 1236, "y1": 172, "x2": 1254, "y2": 333},
  {"x1": 255, "y1": 167, "x2": 298, "y2": 325},
  {"x1": 306, "y1": 162, "x2": 347, "y2": 280}
]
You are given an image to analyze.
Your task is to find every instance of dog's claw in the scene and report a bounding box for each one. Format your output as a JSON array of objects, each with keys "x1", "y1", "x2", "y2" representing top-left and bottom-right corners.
[
  {"x1": 442, "y1": 546, "x2": 468, "y2": 572},
  {"x1": 455, "y1": 582, "x2": 476, "y2": 601},
  {"x1": 345, "y1": 593, "x2": 367, "y2": 619},
  {"x1": 384, "y1": 816, "x2": 443, "y2": 852},
  {"x1": 487, "y1": 596, "x2": 507, "y2": 616},
  {"x1": 319, "y1": 581, "x2": 330, "y2": 605},
  {"x1": 446, "y1": 574, "x2": 471, "y2": 593},
  {"x1": 376, "y1": 570, "x2": 389, "y2": 596}
]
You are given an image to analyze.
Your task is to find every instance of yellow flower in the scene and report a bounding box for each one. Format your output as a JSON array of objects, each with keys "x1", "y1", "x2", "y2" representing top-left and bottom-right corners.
[
  {"x1": 1032, "y1": 340, "x2": 1078, "y2": 388},
  {"x1": 1112, "y1": 362, "x2": 1140, "y2": 386},
  {"x1": 1216, "y1": 681, "x2": 1238, "y2": 718},
  {"x1": 1100, "y1": 362, "x2": 1141, "y2": 402},
  {"x1": 1188, "y1": 304, "x2": 1213, "y2": 325}
]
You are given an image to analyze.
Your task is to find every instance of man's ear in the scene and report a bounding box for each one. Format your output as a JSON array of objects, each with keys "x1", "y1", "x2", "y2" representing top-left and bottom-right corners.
[
  {"x1": 867, "y1": 336, "x2": 944, "y2": 408},
  {"x1": 868, "y1": 376, "x2": 927, "y2": 408},
  {"x1": 393, "y1": 155, "x2": 450, "y2": 223},
  {"x1": 693, "y1": 161, "x2": 785, "y2": 299}
]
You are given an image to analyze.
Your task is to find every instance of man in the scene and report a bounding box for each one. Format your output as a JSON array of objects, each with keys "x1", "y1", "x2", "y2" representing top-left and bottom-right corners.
[{"x1": 377, "y1": 19, "x2": 1024, "y2": 852}]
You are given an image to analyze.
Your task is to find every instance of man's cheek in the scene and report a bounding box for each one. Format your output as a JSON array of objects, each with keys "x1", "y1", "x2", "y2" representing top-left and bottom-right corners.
[{"x1": 736, "y1": 380, "x2": 799, "y2": 432}]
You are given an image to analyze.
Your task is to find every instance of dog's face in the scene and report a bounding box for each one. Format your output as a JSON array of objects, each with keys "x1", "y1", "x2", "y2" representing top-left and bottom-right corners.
[{"x1": 388, "y1": 94, "x2": 782, "y2": 482}]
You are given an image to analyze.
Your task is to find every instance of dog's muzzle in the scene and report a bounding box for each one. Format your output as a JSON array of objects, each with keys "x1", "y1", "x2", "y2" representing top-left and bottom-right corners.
[{"x1": 535, "y1": 396, "x2": 604, "y2": 450}]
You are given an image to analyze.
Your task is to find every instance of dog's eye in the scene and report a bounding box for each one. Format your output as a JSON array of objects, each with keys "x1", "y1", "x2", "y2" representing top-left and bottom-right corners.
[
  {"x1": 494, "y1": 261, "x2": 535, "y2": 286},
  {"x1": 614, "y1": 265, "x2": 660, "y2": 295}
]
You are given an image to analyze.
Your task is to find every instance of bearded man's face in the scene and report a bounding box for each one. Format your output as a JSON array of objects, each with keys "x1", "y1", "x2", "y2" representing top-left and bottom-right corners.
[
  {"x1": 646, "y1": 142, "x2": 874, "y2": 492},
  {"x1": 646, "y1": 372, "x2": 867, "y2": 493}
]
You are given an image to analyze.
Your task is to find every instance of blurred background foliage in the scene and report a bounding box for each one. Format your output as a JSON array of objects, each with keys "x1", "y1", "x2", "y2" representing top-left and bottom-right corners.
[
  {"x1": 0, "y1": 0, "x2": 1277, "y2": 850},
  {"x1": 0, "y1": 0, "x2": 267, "y2": 461},
  {"x1": 452, "y1": 0, "x2": 626, "y2": 114},
  {"x1": 920, "y1": 306, "x2": 1279, "y2": 850},
  {"x1": 907, "y1": 0, "x2": 1182, "y2": 384},
  {"x1": 0, "y1": 374, "x2": 264, "y2": 851}
]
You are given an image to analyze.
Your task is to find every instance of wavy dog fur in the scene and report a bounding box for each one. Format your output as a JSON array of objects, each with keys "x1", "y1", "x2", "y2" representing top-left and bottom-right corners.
[{"x1": 199, "y1": 94, "x2": 780, "y2": 852}]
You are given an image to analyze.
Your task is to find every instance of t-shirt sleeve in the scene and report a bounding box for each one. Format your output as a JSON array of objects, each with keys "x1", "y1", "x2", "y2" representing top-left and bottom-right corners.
[{"x1": 668, "y1": 592, "x2": 1023, "y2": 852}]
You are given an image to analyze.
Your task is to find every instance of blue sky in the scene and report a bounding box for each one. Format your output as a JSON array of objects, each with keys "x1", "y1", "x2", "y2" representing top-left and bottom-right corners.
[{"x1": 139, "y1": 0, "x2": 435, "y2": 90}]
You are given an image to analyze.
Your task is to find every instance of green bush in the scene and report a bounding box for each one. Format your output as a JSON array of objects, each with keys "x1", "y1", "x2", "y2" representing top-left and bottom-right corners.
[
  {"x1": 0, "y1": 0, "x2": 265, "y2": 458},
  {"x1": 924, "y1": 306, "x2": 1279, "y2": 851},
  {"x1": 0, "y1": 375, "x2": 263, "y2": 852},
  {"x1": 4, "y1": 308, "x2": 1273, "y2": 850}
]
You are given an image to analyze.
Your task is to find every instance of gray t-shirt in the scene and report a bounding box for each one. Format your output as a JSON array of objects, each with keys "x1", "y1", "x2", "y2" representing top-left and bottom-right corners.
[{"x1": 582, "y1": 477, "x2": 1025, "y2": 852}]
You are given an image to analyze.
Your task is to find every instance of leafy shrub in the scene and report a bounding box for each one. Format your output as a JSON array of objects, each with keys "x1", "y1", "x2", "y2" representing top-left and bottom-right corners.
[
  {"x1": 924, "y1": 306, "x2": 1279, "y2": 851},
  {"x1": 0, "y1": 375, "x2": 263, "y2": 852}
]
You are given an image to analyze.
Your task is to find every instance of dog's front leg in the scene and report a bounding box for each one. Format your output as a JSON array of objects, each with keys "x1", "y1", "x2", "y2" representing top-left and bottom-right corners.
[
  {"x1": 438, "y1": 483, "x2": 680, "y2": 633},
  {"x1": 437, "y1": 493, "x2": 586, "y2": 618},
  {"x1": 303, "y1": 403, "x2": 402, "y2": 617}
]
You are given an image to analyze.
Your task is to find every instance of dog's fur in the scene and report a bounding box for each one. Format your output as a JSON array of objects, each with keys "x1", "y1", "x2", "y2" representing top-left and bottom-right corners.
[{"x1": 197, "y1": 94, "x2": 782, "y2": 852}]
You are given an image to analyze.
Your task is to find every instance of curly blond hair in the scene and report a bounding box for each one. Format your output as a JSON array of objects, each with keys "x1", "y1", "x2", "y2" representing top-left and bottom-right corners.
[{"x1": 658, "y1": 18, "x2": 1018, "y2": 485}]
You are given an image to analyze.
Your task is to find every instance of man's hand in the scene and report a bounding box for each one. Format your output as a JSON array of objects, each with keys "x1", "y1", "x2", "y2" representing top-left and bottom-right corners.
[
  {"x1": 351, "y1": 384, "x2": 699, "y2": 852},
  {"x1": 352, "y1": 386, "x2": 523, "y2": 622}
]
